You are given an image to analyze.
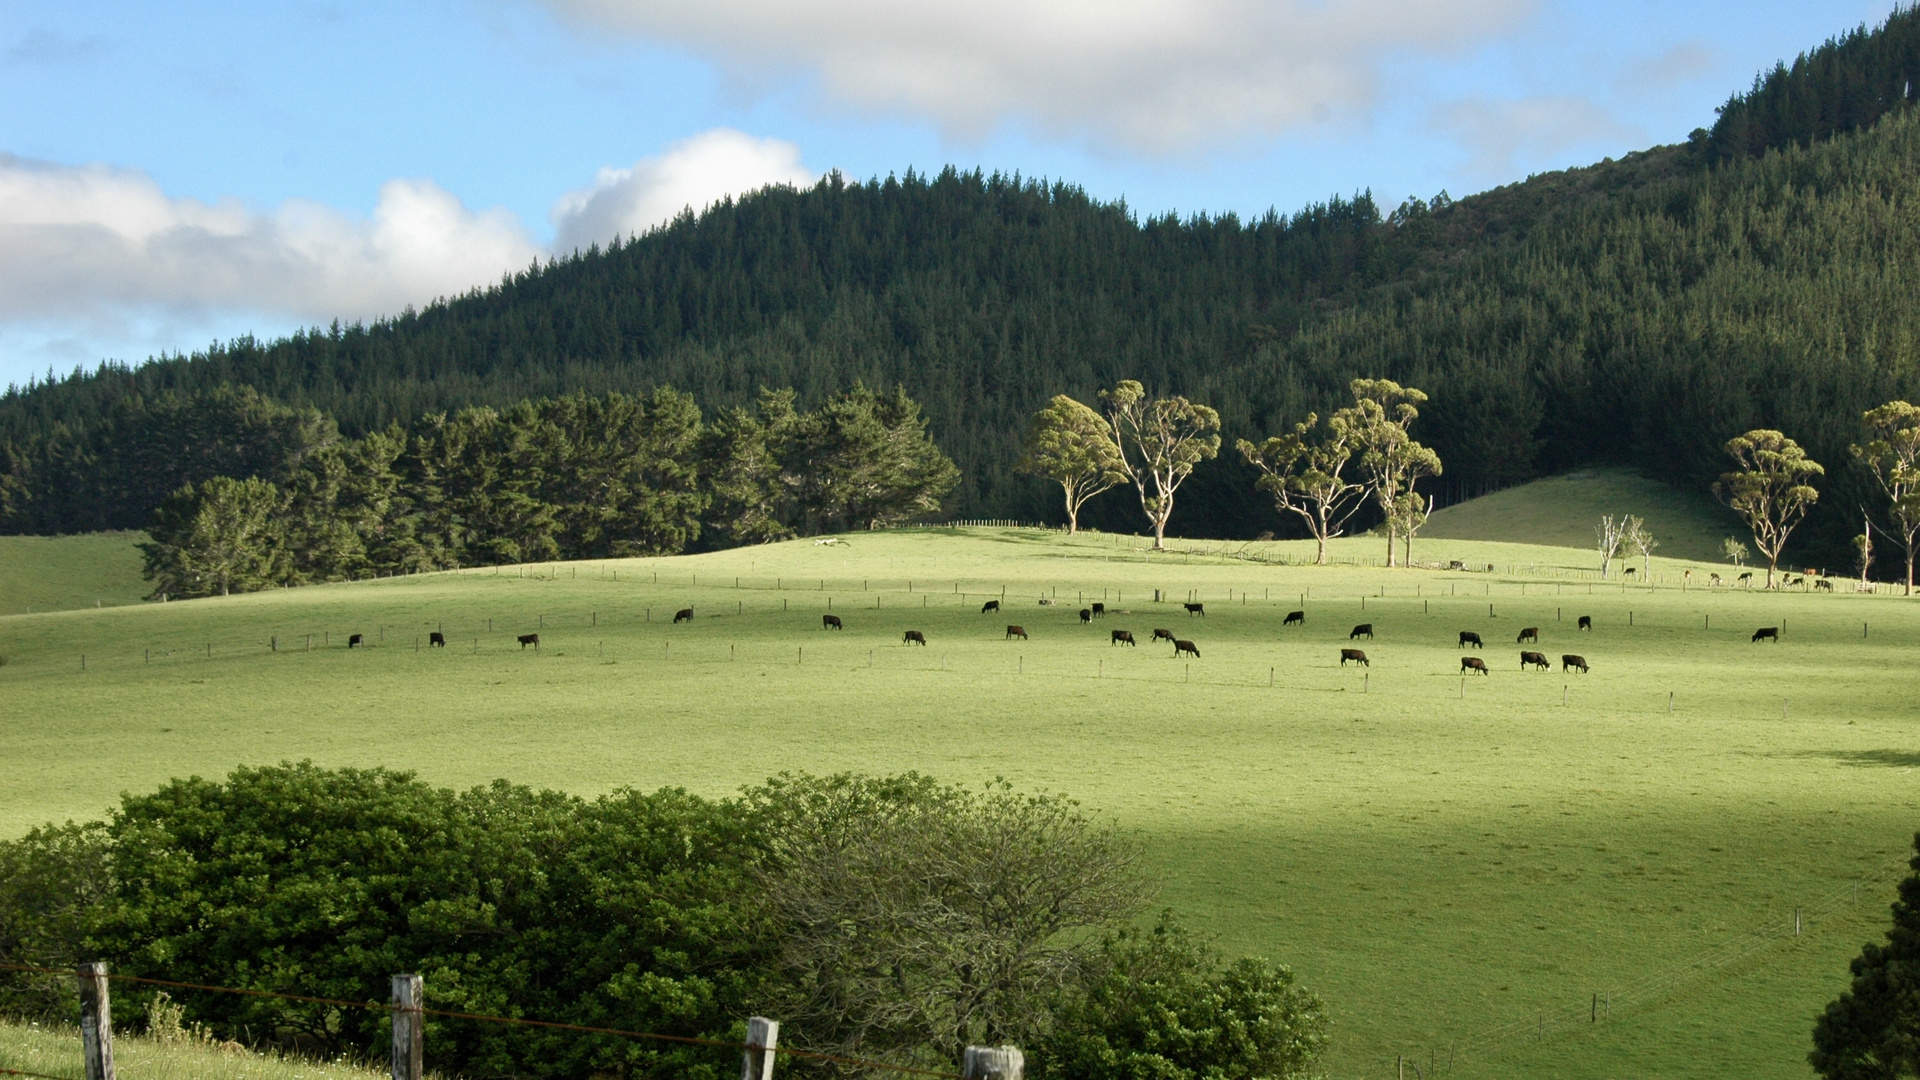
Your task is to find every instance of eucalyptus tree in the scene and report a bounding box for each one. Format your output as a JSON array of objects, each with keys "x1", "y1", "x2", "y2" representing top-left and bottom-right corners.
[
  {"x1": 1020, "y1": 395, "x2": 1128, "y2": 534},
  {"x1": 1852, "y1": 400, "x2": 1920, "y2": 594},
  {"x1": 1347, "y1": 379, "x2": 1441, "y2": 567},
  {"x1": 1713, "y1": 429, "x2": 1823, "y2": 588},
  {"x1": 1100, "y1": 381, "x2": 1220, "y2": 550},
  {"x1": 1236, "y1": 411, "x2": 1364, "y2": 565}
]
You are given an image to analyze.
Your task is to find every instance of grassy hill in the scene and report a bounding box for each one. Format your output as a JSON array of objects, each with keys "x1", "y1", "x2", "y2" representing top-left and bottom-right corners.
[
  {"x1": 0, "y1": 532, "x2": 148, "y2": 615},
  {"x1": 1423, "y1": 470, "x2": 1744, "y2": 564},
  {"x1": 2, "y1": 528, "x2": 1913, "y2": 1079}
]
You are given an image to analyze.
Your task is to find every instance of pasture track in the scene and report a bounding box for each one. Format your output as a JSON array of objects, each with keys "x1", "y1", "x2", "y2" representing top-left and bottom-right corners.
[{"x1": 2, "y1": 527, "x2": 1916, "y2": 1079}]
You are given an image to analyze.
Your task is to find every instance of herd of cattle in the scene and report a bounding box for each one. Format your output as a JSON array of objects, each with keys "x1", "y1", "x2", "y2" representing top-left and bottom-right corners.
[{"x1": 330, "y1": 596, "x2": 1791, "y2": 675}]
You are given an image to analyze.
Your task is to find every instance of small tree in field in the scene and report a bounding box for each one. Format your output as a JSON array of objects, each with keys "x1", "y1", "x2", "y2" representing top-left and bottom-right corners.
[
  {"x1": 1852, "y1": 401, "x2": 1920, "y2": 595},
  {"x1": 1722, "y1": 536, "x2": 1749, "y2": 568},
  {"x1": 1101, "y1": 381, "x2": 1220, "y2": 550},
  {"x1": 1596, "y1": 515, "x2": 1627, "y2": 578},
  {"x1": 1348, "y1": 379, "x2": 1439, "y2": 567},
  {"x1": 1235, "y1": 412, "x2": 1364, "y2": 565},
  {"x1": 1624, "y1": 515, "x2": 1659, "y2": 578},
  {"x1": 1713, "y1": 429, "x2": 1822, "y2": 588},
  {"x1": 1021, "y1": 395, "x2": 1129, "y2": 535}
]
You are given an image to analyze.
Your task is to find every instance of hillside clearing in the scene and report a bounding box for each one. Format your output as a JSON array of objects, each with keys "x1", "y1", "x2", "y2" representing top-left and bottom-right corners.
[
  {"x1": 0, "y1": 532, "x2": 148, "y2": 615},
  {"x1": 1422, "y1": 470, "x2": 1742, "y2": 563},
  {"x1": 1, "y1": 528, "x2": 1913, "y2": 1080}
]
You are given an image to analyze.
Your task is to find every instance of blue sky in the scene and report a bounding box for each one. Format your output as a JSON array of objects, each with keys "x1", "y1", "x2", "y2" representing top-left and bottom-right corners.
[{"x1": 0, "y1": 0, "x2": 1896, "y2": 390}]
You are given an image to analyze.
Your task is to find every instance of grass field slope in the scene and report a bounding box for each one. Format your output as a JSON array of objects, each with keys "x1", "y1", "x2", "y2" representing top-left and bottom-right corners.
[
  {"x1": 2, "y1": 528, "x2": 1914, "y2": 1079},
  {"x1": 1422, "y1": 470, "x2": 1743, "y2": 563},
  {"x1": 0, "y1": 532, "x2": 148, "y2": 615}
]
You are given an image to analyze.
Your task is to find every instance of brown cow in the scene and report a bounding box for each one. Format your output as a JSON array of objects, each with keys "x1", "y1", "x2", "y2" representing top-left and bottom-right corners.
[
  {"x1": 981, "y1": 600, "x2": 1001, "y2": 614},
  {"x1": 1111, "y1": 630, "x2": 1136, "y2": 646},
  {"x1": 822, "y1": 614, "x2": 843, "y2": 630},
  {"x1": 1516, "y1": 626, "x2": 1539, "y2": 644},
  {"x1": 1520, "y1": 650, "x2": 1549, "y2": 671},
  {"x1": 1350, "y1": 623, "x2": 1374, "y2": 639},
  {"x1": 1752, "y1": 626, "x2": 1779, "y2": 643},
  {"x1": 429, "y1": 632, "x2": 446, "y2": 647},
  {"x1": 673, "y1": 607, "x2": 694, "y2": 624},
  {"x1": 1284, "y1": 610, "x2": 1304, "y2": 626},
  {"x1": 1174, "y1": 639, "x2": 1200, "y2": 658},
  {"x1": 1458, "y1": 631, "x2": 1482, "y2": 649},
  {"x1": 1152, "y1": 628, "x2": 1176, "y2": 643},
  {"x1": 518, "y1": 633, "x2": 539, "y2": 649},
  {"x1": 1562, "y1": 654, "x2": 1588, "y2": 673},
  {"x1": 903, "y1": 630, "x2": 927, "y2": 646},
  {"x1": 1461, "y1": 656, "x2": 1489, "y2": 675},
  {"x1": 1340, "y1": 648, "x2": 1369, "y2": 667},
  {"x1": 1577, "y1": 615, "x2": 1592, "y2": 631},
  {"x1": 348, "y1": 633, "x2": 364, "y2": 648},
  {"x1": 1184, "y1": 603, "x2": 1205, "y2": 616},
  {"x1": 1080, "y1": 609, "x2": 1093, "y2": 624},
  {"x1": 1006, "y1": 625, "x2": 1028, "y2": 640}
]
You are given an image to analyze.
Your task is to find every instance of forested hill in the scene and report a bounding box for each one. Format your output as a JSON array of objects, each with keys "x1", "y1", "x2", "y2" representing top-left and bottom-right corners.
[{"x1": 7, "y1": 6, "x2": 1920, "y2": 564}]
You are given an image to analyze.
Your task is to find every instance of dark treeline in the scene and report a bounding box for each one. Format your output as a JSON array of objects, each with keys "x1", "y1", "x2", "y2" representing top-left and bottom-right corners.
[
  {"x1": 138, "y1": 384, "x2": 957, "y2": 598},
  {"x1": 8, "y1": 7, "x2": 1920, "y2": 563}
]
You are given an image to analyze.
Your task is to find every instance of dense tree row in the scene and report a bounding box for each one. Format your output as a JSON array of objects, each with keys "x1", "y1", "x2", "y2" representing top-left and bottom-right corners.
[
  {"x1": 0, "y1": 764, "x2": 1328, "y2": 1080},
  {"x1": 139, "y1": 385, "x2": 956, "y2": 598},
  {"x1": 6, "y1": 9, "x2": 1920, "y2": 564}
]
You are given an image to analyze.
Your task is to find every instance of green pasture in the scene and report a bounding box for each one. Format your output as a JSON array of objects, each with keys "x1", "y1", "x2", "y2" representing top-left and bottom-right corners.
[
  {"x1": 0, "y1": 532, "x2": 148, "y2": 615},
  {"x1": 2, "y1": 527, "x2": 1916, "y2": 1080},
  {"x1": 1422, "y1": 468, "x2": 1741, "y2": 562},
  {"x1": 0, "y1": 1017, "x2": 384, "y2": 1080}
]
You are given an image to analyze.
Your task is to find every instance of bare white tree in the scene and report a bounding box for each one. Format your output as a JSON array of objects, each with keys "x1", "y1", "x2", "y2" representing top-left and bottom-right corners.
[
  {"x1": 1595, "y1": 515, "x2": 1627, "y2": 578},
  {"x1": 1623, "y1": 515, "x2": 1659, "y2": 578}
]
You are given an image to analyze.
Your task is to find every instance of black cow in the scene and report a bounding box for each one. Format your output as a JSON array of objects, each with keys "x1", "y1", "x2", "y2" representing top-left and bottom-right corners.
[
  {"x1": 673, "y1": 607, "x2": 694, "y2": 624},
  {"x1": 348, "y1": 634, "x2": 364, "y2": 649},
  {"x1": 429, "y1": 632, "x2": 446, "y2": 647},
  {"x1": 1080, "y1": 608, "x2": 1093, "y2": 624},
  {"x1": 1562, "y1": 654, "x2": 1588, "y2": 673},
  {"x1": 1752, "y1": 626, "x2": 1779, "y2": 643},
  {"x1": 903, "y1": 630, "x2": 927, "y2": 646},
  {"x1": 1517, "y1": 626, "x2": 1539, "y2": 644},
  {"x1": 1091, "y1": 603, "x2": 1106, "y2": 616},
  {"x1": 1184, "y1": 603, "x2": 1205, "y2": 617},
  {"x1": 1284, "y1": 610, "x2": 1305, "y2": 626},
  {"x1": 823, "y1": 614, "x2": 843, "y2": 630},
  {"x1": 1815, "y1": 578, "x2": 1835, "y2": 591},
  {"x1": 1577, "y1": 615, "x2": 1592, "y2": 631},
  {"x1": 1461, "y1": 656, "x2": 1489, "y2": 675},
  {"x1": 1520, "y1": 650, "x2": 1549, "y2": 671},
  {"x1": 982, "y1": 600, "x2": 1001, "y2": 614},
  {"x1": 1340, "y1": 648, "x2": 1369, "y2": 667},
  {"x1": 518, "y1": 633, "x2": 539, "y2": 649},
  {"x1": 1152, "y1": 628, "x2": 1176, "y2": 643},
  {"x1": 1006, "y1": 625, "x2": 1029, "y2": 640},
  {"x1": 1459, "y1": 631, "x2": 1482, "y2": 649},
  {"x1": 1350, "y1": 623, "x2": 1374, "y2": 640},
  {"x1": 1112, "y1": 630, "x2": 1136, "y2": 646},
  {"x1": 1174, "y1": 639, "x2": 1200, "y2": 658}
]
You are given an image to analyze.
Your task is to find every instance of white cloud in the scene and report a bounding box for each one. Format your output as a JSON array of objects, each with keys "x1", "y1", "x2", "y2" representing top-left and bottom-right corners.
[
  {"x1": 1435, "y1": 96, "x2": 1638, "y2": 181},
  {"x1": 550, "y1": 128, "x2": 816, "y2": 252},
  {"x1": 0, "y1": 153, "x2": 540, "y2": 325},
  {"x1": 541, "y1": 0, "x2": 1539, "y2": 153}
]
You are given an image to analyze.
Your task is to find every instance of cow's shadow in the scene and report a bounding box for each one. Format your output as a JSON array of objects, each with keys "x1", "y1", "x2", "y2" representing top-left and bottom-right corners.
[{"x1": 1796, "y1": 749, "x2": 1920, "y2": 769}]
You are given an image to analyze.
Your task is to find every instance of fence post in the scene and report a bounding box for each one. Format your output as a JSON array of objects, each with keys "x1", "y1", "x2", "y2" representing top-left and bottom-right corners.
[
  {"x1": 391, "y1": 974, "x2": 423, "y2": 1080},
  {"x1": 78, "y1": 962, "x2": 115, "y2": 1080},
  {"x1": 741, "y1": 1017, "x2": 778, "y2": 1080},
  {"x1": 963, "y1": 1046, "x2": 1024, "y2": 1080}
]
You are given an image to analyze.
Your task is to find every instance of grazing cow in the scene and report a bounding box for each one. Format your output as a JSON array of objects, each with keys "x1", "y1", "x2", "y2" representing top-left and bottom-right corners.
[
  {"x1": 1461, "y1": 656, "x2": 1489, "y2": 675},
  {"x1": 1786, "y1": 575, "x2": 1804, "y2": 587},
  {"x1": 1184, "y1": 603, "x2": 1205, "y2": 617},
  {"x1": 1816, "y1": 578, "x2": 1834, "y2": 591},
  {"x1": 903, "y1": 630, "x2": 927, "y2": 646},
  {"x1": 1738, "y1": 572, "x2": 1754, "y2": 586},
  {"x1": 1340, "y1": 648, "x2": 1369, "y2": 667},
  {"x1": 518, "y1": 633, "x2": 539, "y2": 649},
  {"x1": 348, "y1": 633, "x2": 364, "y2": 649},
  {"x1": 1520, "y1": 650, "x2": 1550, "y2": 671},
  {"x1": 1577, "y1": 615, "x2": 1592, "y2": 631},
  {"x1": 1006, "y1": 625, "x2": 1029, "y2": 640},
  {"x1": 1038, "y1": 598, "x2": 1056, "y2": 606},
  {"x1": 1624, "y1": 567, "x2": 1637, "y2": 577},
  {"x1": 1080, "y1": 609, "x2": 1093, "y2": 624},
  {"x1": 1350, "y1": 623, "x2": 1374, "y2": 640},
  {"x1": 1562, "y1": 654, "x2": 1588, "y2": 673},
  {"x1": 1710, "y1": 572, "x2": 1722, "y2": 587},
  {"x1": 1091, "y1": 603, "x2": 1106, "y2": 616},
  {"x1": 673, "y1": 607, "x2": 694, "y2": 624},
  {"x1": 1152, "y1": 628, "x2": 1176, "y2": 643},
  {"x1": 429, "y1": 632, "x2": 446, "y2": 647},
  {"x1": 982, "y1": 600, "x2": 1001, "y2": 614},
  {"x1": 823, "y1": 614, "x2": 843, "y2": 630},
  {"x1": 1752, "y1": 626, "x2": 1779, "y2": 643},
  {"x1": 1174, "y1": 639, "x2": 1200, "y2": 658},
  {"x1": 1112, "y1": 629, "x2": 1136, "y2": 646},
  {"x1": 1284, "y1": 610, "x2": 1305, "y2": 626},
  {"x1": 1458, "y1": 631, "x2": 1483, "y2": 649},
  {"x1": 1517, "y1": 626, "x2": 1539, "y2": 644}
]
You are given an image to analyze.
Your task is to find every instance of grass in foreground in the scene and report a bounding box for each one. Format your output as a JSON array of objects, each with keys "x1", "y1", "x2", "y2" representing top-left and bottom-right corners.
[
  {"x1": 2, "y1": 528, "x2": 1915, "y2": 1080},
  {"x1": 0, "y1": 1019, "x2": 383, "y2": 1080}
]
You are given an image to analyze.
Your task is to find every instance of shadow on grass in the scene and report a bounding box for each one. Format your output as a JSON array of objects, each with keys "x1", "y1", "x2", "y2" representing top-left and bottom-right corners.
[{"x1": 1798, "y1": 749, "x2": 1920, "y2": 769}]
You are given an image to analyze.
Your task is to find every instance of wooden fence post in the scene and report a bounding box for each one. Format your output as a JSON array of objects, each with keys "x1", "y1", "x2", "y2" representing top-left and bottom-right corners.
[
  {"x1": 963, "y1": 1046, "x2": 1023, "y2": 1080},
  {"x1": 78, "y1": 962, "x2": 115, "y2": 1080},
  {"x1": 740, "y1": 1016, "x2": 778, "y2": 1080},
  {"x1": 391, "y1": 974, "x2": 423, "y2": 1080}
]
